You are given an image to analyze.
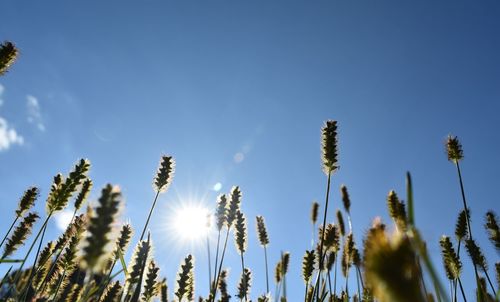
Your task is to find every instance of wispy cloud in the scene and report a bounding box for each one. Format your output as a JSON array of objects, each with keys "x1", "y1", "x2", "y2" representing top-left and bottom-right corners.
[
  {"x1": 0, "y1": 117, "x2": 24, "y2": 151},
  {"x1": 53, "y1": 209, "x2": 74, "y2": 231},
  {"x1": 26, "y1": 95, "x2": 45, "y2": 131}
]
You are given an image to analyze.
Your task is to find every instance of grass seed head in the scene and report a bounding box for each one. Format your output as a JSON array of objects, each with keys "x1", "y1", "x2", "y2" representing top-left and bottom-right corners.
[
  {"x1": 175, "y1": 254, "x2": 195, "y2": 301},
  {"x1": 142, "y1": 260, "x2": 160, "y2": 302},
  {"x1": 256, "y1": 215, "x2": 270, "y2": 247},
  {"x1": 341, "y1": 185, "x2": 351, "y2": 214},
  {"x1": 234, "y1": 211, "x2": 248, "y2": 255},
  {"x1": 74, "y1": 178, "x2": 92, "y2": 211},
  {"x1": 154, "y1": 155, "x2": 175, "y2": 193},
  {"x1": 2, "y1": 212, "x2": 39, "y2": 259},
  {"x1": 310, "y1": 201, "x2": 319, "y2": 225},
  {"x1": 216, "y1": 194, "x2": 228, "y2": 231},
  {"x1": 446, "y1": 135, "x2": 464, "y2": 162},
  {"x1": 100, "y1": 281, "x2": 122, "y2": 302},
  {"x1": 0, "y1": 41, "x2": 18, "y2": 75},
  {"x1": 485, "y1": 211, "x2": 500, "y2": 251},
  {"x1": 160, "y1": 278, "x2": 168, "y2": 302},
  {"x1": 302, "y1": 250, "x2": 315, "y2": 284},
  {"x1": 465, "y1": 239, "x2": 488, "y2": 272},
  {"x1": 337, "y1": 210, "x2": 346, "y2": 237},
  {"x1": 321, "y1": 120, "x2": 339, "y2": 174},
  {"x1": 236, "y1": 268, "x2": 252, "y2": 300},
  {"x1": 439, "y1": 236, "x2": 462, "y2": 280},
  {"x1": 226, "y1": 186, "x2": 242, "y2": 228},
  {"x1": 455, "y1": 209, "x2": 469, "y2": 242},
  {"x1": 16, "y1": 186, "x2": 39, "y2": 217}
]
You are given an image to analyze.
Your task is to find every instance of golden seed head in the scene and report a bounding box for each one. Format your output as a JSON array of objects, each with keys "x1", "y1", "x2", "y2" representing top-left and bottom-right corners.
[
  {"x1": 154, "y1": 155, "x2": 175, "y2": 193},
  {"x1": 321, "y1": 120, "x2": 339, "y2": 174},
  {"x1": 446, "y1": 135, "x2": 463, "y2": 162}
]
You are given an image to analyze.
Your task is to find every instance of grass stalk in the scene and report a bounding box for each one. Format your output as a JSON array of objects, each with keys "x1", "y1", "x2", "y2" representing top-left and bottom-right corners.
[
  {"x1": 212, "y1": 229, "x2": 221, "y2": 292},
  {"x1": 315, "y1": 171, "x2": 332, "y2": 300},
  {"x1": 264, "y1": 245, "x2": 269, "y2": 294},
  {"x1": 0, "y1": 217, "x2": 19, "y2": 250},
  {"x1": 206, "y1": 232, "x2": 212, "y2": 291},
  {"x1": 139, "y1": 190, "x2": 160, "y2": 241},
  {"x1": 211, "y1": 228, "x2": 231, "y2": 302}
]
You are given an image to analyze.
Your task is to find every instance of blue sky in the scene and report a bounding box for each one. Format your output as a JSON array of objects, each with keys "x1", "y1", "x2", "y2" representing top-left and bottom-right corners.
[{"x1": 1, "y1": 0, "x2": 499, "y2": 299}]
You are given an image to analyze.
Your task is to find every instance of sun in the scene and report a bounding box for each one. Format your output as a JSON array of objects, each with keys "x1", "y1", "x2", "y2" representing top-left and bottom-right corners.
[{"x1": 173, "y1": 205, "x2": 211, "y2": 241}]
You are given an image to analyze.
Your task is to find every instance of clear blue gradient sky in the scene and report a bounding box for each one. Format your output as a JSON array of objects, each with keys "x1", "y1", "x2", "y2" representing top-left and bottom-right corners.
[{"x1": 1, "y1": 0, "x2": 499, "y2": 299}]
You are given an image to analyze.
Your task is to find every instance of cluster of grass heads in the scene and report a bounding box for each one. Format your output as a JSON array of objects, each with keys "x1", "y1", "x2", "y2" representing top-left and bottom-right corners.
[{"x1": 1, "y1": 40, "x2": 499, "y2": 302}]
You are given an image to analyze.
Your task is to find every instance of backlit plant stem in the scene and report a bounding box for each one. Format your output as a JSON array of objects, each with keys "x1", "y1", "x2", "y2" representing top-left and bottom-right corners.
[{"x1": 139, "y1": 190, "x2": 160, "y2": 241}]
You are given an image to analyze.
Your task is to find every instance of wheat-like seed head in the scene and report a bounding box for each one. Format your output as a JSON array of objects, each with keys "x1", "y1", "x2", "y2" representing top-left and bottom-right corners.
[
  {"x1": 274, "y1": 261, "x2": 282, "y2": 284},
  {"x1": 175, "y1": 254, "x2": 195, "y2": 301},
  {"x1": 142, "y1": 260, "x2": 160, "y2": 302},
  {"x1": 322, "y1": 224, "x2": 340, "y2": 253},
  {"x1": 83, "y1": 184, "x2": 121, "y2": 271},
  {"x1": 234, "y1": 211, "x2": 248, "y2": 255},
  {"x1": 455, "y1": 209, "x2": 469, "y2": 242},
  {"x1": 65, "y1": 284, "x2": 83, "y2": 302},
  {"x1": 160, "y1": 278, "x2": 168, "y2": 302},
  {"x1": 341, "y1": 233, "x2": 354, "y2": 277},
  {"x1": 326, "y1": 252, "x2": 335, "y2": 272},
  {"x1": 310, "y1": 202, "x2": 319, "y2": 225},
  {"x1": 154, "y1": 155, "x2": 175, "y2": 193},
  {"x1": 340, "y1": 185, "x2": 350, "y2": 214},
  {"x1": 485, "y1": 211, "x2": 500, "y2": 252},
  {"x1": 465, "y1": 239, "x2": 488, "y2": 272},
  {"x1": 115, "y1": 223, "x2": 133, "y2": 258},
  {"x1": 15, "y1": 186, "x2": 39, "y2": 217},
  {"x1": 301, "y1": 250, "x2": 315, "y2": 284},
  {"x1": 74, "y1": 178, "x2": 92, "y2": 211},
  {"x1": 125, "y1": 235, "x2": 152, "y2": 301},
  {"x1": 236, "y1": 268, "x2": 252, "y2": 300},
  {"x1": 495, "y1": 262, "x2": 500, "y2": 290},
  {"x1": 321, "y1": 120, "x2": 339, "y2": 174},
  {"x1": 0, "y1": 41, "x2": 18, "y2": 75},
  {"x1": 2, "y1": 212, "x2": 39, "y2": 259},
  {"x1": 226, "y1": 186, "x2": 241, "y2": 228},
  {"x1": 281, "y1": 252, "x2": 290, "y2": 277},
  {"x1": 215, "y1": 194, "x2": 228, "y2": 231},
  {"x1": 446, "y1": 135, "x2": 463, "y2": 163},
  {"x1": 255, "y1": 215, "x2": 270, "y2": 247},
  {"x1": 336, "y1": 210, "x2": 346, "y2": 237},
  {"x1": 439, "y1": 236, "x2": 462, "y2": 281},
  {"x1": 218, "y1": 269, "x2": 230, "y2": 301},
  {"x1": 363, "y1": 226, "x2": 424, "y2": 302},
  {"x1": 386, "y1": 191, "x2": 407, "y2": 231},
  {"x1": 100, "y1": 281, "x2": 122, "y2": 302}
]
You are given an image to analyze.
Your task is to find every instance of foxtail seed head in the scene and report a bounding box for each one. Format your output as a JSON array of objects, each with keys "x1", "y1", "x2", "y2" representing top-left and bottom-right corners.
[
  {"x1": 302, "y1": 250, "x2": 315, "y2": 284},
  {"x1": 234, "y1": 211, "x2": 248, "y2": 255},
  {"x1": 236, "y1": 268, "x2": 252, "y2": 300},
  {"x1": 74, "y1": 178, "x2": 92, "y2": 211},
  {"x1": 341, "y1": 185, "x2": 351, "y2": 214},
  {"x1": 485, "y1": 211, "x2": 500, "y2": 251},
  {"x1": 175, "y1": 254, "x2": 194, "y2": 301},
  {"x1": 0, "y1": 41, "x2": 18, "y2": 75},
  {"x1": 216, "y1": 194, "x2": 228, "y2": 231},
  {"x1": 439, "y1": 236, "x2": 462, "y2": 280},
  {"x1": 321, "y1": 120, "x2": 339, "y2": 174},
  {"x1": 310, "y1": 202, "x2": 319, "y2": 225},
  {"x1": 256, "y1": 215, "x2": 270, "y2": 247},
  {"x1": 446, "y1": 135, "x2": 463, "y2": 163},
  {"x1": 226, "y1": 186, "x2": 241, "y2": 228},
  {"x1": 2, "y1": 212, "x2": 39, "y2": 259},
  {"x1": 154, "y1": 155, "x2": 175, "y2": 193},
  {"x1": 336, "y1": 210, "x2": 346, "y2": 237},
  {"x1": 455, "y1": 209, "x2": 469, "y2": 242},
  {"x1": 16, "y1": 186, "x2": 39, "y2": 217}
]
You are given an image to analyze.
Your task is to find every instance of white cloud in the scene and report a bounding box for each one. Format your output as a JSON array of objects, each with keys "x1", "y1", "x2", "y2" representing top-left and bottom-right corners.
[
  {"x1": 54, "y1": 209, "x2": 74, "y2": 231},
  {"x1": 0, "y1": 117, "x2": 24, "y2": 151},
  {"x1": 0, "y1": 83, "x2": 4, "y2": 107},
  {"x1": 26, "y1": 95, "x2": 45, "y2": 131}
]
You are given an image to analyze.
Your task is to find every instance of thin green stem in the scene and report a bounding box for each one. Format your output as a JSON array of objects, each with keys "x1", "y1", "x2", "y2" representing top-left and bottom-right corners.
[
  {"x1": 264, "y1": 245, "x2": 269, "y2": 294},
  {"x1": 210, "y1": 227, "x2": 231, "y2": 302},
  {"x1": 457, "y1": 277, "x2": 467, "y2": 302},
  {"x1": 327, "y1": 270, "x2": 332, "y2": 296},
  {"x1": 0, "y1": 216, "x2": 19, "y2": 250},
  {"x1": 482, "y1": 268, "x2": 497, "y2": 296},
  {"x1": 315, "y1": 171, "x2": 332, "y2": 301},
  {"x1": 139, "y1": 190, "x2": 160, "y2": 241},
  {"x1": 356, "y1": 266, "x2": 361, "y2": 300},
  {"x1": 51, "y1": 269, "x2": 66, "y2": 300},
  {"x1": 206, "y1": 233, "x2": 212, "y2": 292},
  {"x1": 212, "y1": 230, "x2": 221, "y2": 293}
]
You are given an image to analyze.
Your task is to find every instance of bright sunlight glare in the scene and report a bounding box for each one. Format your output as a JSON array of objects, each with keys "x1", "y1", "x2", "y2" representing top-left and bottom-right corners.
[{"x1": 173, "y1": 205, "x2": 211, "y2": 241}]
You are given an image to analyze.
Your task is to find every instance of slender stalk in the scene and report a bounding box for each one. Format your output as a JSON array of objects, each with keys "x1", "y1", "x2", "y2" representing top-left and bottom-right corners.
[
  {"x1": 139, "y1": 191, "x2": 160, "y2": 241},
  {"x1": 212, "y1": 230, "x2": 221, "y2": 292},
  {"x1": 304, "y1": 284, "x2": 308, "y2": 302},
  {"x1": 345, "y1": 273, "x2": 349, "y2": 301},
  {"x1": 356, "y1": 267, "x2": 361, "y2": 300},
  {"x1": 0, "y1": 217, "x2": 19, "y2": 250},
  {"x1": 457, "y1": 277, "x2": 467, "y2": 302},
  {"x1": 315, "y1": 172, "x2": 332, "y2": 300},
  {"x1": 206, "y1": 233, "x2": 212, "y2": 291},
  {"x1": 483, "y1": 269, "x2": 497, "y2": 296},
  {"x1": 327, "y1": 270, "x2": 332, "y2": 296},
  {"x1": 52, "y1": 269, "x2": 67, "y2": 300},
  {"x1": 96, "y1": 258, "x2": 117, "y2": 300},
  {"x1": 455, "y1": 162, "x2": 481, "y2": 285},
  {"x1": 356, "y1": 266, "x2": 364, "y2": 289},
  {"x1": 264, "y1": 245, "x2": 269, "y2": 294},
  {"x1": 210, "y1": 228, "x2": 231, "y2": 302},
  {"x1": 21, "y1": 221, "x2": 49, "y2": 300},
  {"x1": 240, "y1": 254, "x2": 247, "y2": 302},
  {"x1": 333, "y1": 255, "x2": 337, "y2": 295}
]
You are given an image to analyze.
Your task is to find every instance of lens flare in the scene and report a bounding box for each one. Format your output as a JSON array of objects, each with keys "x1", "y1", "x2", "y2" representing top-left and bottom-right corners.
[{"x1": 173, "y1": 205, "x2": 211, "y2": 241}]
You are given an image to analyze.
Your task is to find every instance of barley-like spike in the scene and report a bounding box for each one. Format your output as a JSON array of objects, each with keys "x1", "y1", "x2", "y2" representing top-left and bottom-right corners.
[
  {"x1": 218, "y1": 269, "x2": 230, "y2": 302},
  {"x1": 0, "y1": 41, "x2": 18, "y2": 75},
  {"x1": 216, "y1": 194, "x2": 228, "y2": 231},
  {"x1": 186, "y1": 268, "x2": 195, "y2": 302},
  {"x1": 495, "y1": 262, "x2": 500, "y2": 290},
  {"x1": 74, "y1": 178, "x2": 92, "y2": 211},
  {"x1": 175, "y1": 254, "x2": 194, "y2": 301},
  {"x1": 363, "y1": 226, "x2": 424, "y2": 301},
  {"x1": 321, "y1": 120, "x2": 339, "y2": 174},
  {"x1": 256, "y1": 216, "x2": 270, "y2": 247},
  {"x1": 154, "y1": 155, "x2": 175, "y2": 193},
  {"x1": 455, "y1": 209, "x2": 469, "y2": 242},
  {"x1": 281, "y1": 252, "x2": 290, "y2": 276},
  {"x1": 46, "y1": 159, "x2": 91, "y2": 214},
  {"x1": 386, "y1": 191, "x2": 400, "y2": 222},
  {"x1": 83, "y1": 184, "x2": 121, "y2": 271},
  {"x1": 439, "y1": 236, "x2": 462, "y2": 280},
  {"x1": 323, "y1": 224, "x2": 340, "y2": 253},
  {"x1": 236, "y1": 268, "x2": 252, "y2": 299},
  {"x1": 337, "y1": 210, "x2": 345, "y2": 237},
  {"x1": 160, "y1": 278, "x2": 168, "y2": 302},
  {"x1": 485, "y1": 211, "x2": 500, "y2": 251},
  {"x1": 125, "y1": 235, "x2": 152, "y2": 301},
  {"x1": 310, "y1": 202, "x2": 319, "y2": 225},
  {"x1": 446, "y1": 135, "x2": 463, "y2": 162},
  {"x1": 142, "y1": 260, "x2": 160, "y2": 302},
  {"x1": 226, "y1": 186, "x2": 242, "y2": 228},
  {"x1": 340, "y1": 185, "x2": 351, "y2": 214},
  {"x1": 465, "y1": 239, "x2": 488, "y2": 271},
  {"x1": 114, "y1": 223, "x2": 133, "y2": 259},
  {"x1": 351, "y1": 245, "x2": 361, "y2": 267},
  {"x1": 234, "y1": 211, "x2": 248, "y2": 255},
  {"x1": 33, "y1": 241, "x2": 55, "y2": 289},
  {"x1": 342, "y1": 234, "x2": 354, "y2": 277},
  {"x1": 274, "y1": 261, "x2": 282, "y2": 284},
  {"x1": 60, "y1": 233, "x2": 80, "y2": 273},
  {"x1": 16, "y1": 186, "x2": 39, "y2": 217},
  {"x1": 65, "y1": 284, "x2": 83, "y2": 302},
  {"x1": 53, "y1": 214, "x2": 85, "y2": 253},
  {"x1": 2, "y1": 212, "x2": 39, "y2": 259},
  {"x1": 302, "y1": 250, "x2": 315, "y2": 284},
  {"x1": 100, "y1": 281, "x2": 123, "y2": 302}
]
